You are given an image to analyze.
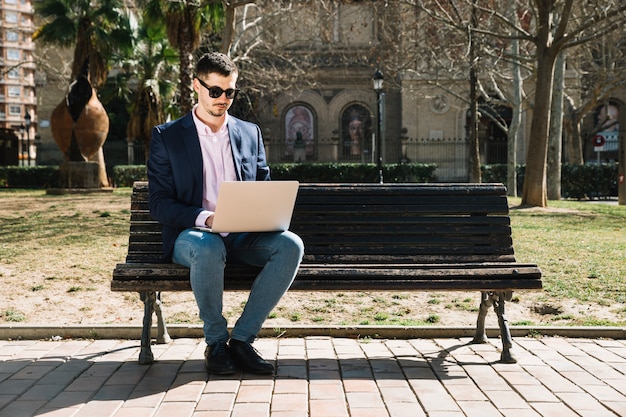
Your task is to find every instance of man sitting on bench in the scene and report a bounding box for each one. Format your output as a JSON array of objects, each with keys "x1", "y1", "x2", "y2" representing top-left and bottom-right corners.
[{"x1": 147, "y1": 52, "x2": 304, "y2": 375}]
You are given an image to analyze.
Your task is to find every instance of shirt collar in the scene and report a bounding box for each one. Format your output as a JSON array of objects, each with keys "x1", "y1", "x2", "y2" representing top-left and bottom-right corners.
[{"x1": 192, "y1": 104, "x2": 229, "y2": 136}]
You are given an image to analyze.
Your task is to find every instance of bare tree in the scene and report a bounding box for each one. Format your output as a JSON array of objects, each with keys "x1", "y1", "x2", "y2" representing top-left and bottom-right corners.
[
  {"x1": 519, "y1": 1, "x2": 626, "y2": 207},
  {"x1": 423, "y1": 0, "x2": 626, "y2": 206}
]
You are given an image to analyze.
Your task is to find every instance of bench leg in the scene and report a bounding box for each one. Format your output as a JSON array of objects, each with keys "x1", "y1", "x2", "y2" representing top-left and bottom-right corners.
[
  {"x1": 472, "y1": 291, "x2": 490, "y2": 344},
  {"x1": 153, "y1": 292, "x2": 172, "y2": 344},
  {"x1": 139, "y1": 291, "x2": 155, "y2": 365},
  {"x1": 472, "y1": 291, "x2": 517, "y2": 364},
  {"x1": 138, "y1": 291, "x2": 173, "y2": 365},
  {"x1": 494, "y1": 291, "x2": 516, "y2": 364}
]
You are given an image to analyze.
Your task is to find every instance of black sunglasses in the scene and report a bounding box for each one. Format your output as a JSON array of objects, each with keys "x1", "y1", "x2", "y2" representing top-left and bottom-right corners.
[{"x1": 196, "y1": 78, "x2": 240, "y2": 99}]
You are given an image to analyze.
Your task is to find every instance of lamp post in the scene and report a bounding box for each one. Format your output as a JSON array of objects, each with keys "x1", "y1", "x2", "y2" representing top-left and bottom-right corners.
[
  {"x1": 19, "y1": 124, "x2": 25, "y2": 166},
  {"x1": 25, "y1": 112, "x2": 32, "y2": 166},
  {"x1": 372, "y1": 69, "x2": 384, "y2": 184}
]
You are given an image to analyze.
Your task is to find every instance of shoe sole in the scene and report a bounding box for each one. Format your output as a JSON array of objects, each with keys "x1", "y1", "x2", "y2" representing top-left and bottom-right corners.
[{"x1": 206, "y1": 364, "x2": 236, "y2": 375}]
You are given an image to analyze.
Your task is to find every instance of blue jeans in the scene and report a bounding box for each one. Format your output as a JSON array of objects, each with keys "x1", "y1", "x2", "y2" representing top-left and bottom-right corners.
[{"x1": 172, "y1": 229, "x2": 304, "y2": 345}]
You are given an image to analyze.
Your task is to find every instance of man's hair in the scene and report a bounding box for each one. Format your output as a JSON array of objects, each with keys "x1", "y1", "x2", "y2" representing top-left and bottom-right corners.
[{"x1": 195, "y1": 52, "x2": 238, "y2": 78}]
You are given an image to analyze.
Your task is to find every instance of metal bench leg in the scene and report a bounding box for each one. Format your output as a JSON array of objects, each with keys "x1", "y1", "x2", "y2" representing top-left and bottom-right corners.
[
  {"x1": 472, "y1": 291, "x2": 490, "y2": 344},
  {"x1": 139, "y1": 291, "x2": 155, "y2": 365},
  {"x1": 153, "y1": 292, "x2": 172, "y2": 344},
  {"x1": 494, "y1": 291, "x2": 517, "y2": 364}
]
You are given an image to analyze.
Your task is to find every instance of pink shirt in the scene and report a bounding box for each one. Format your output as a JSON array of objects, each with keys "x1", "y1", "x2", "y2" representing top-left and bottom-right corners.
[{"x1": 192, "y1": 105, "x2": 237, "y2": 227}]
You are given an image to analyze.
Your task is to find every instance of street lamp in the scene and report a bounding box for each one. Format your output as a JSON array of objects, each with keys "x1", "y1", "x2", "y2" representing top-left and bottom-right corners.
[
  {"x1": 18, "y1": 123, "x2": 25, "y2": 166},
  {"x1": 24, "y1": 112, "x2": 32, "y2": 166},
  {"x1": 372, "y1": 69, "x2": 384, "y2": 183}
]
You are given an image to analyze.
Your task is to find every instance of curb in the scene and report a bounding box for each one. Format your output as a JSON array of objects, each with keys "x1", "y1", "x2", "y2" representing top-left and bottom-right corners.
[{"x1": 1, "y1": 325, "x2": 624, "y2": 341}]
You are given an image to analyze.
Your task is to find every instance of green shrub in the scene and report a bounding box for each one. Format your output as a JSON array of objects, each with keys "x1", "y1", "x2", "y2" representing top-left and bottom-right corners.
[
  {"x1": 561, "y1": 163, "x2": 617, "y2": 199},
  {"x1": 481, "y1": 163, "x2": 617, "y2": 199},
  {"x1": 0, "y1": 166, "x2": 59, "y2": 188},
  {"x1": 2, "y1": 162, "x2": 618, "y2": 200},
  {"x1": 269, "y1": 162, "x2": 437, "y2": 183},
  {"x1": 112, "y1": 165, "x2": 148, "y2": 187}
]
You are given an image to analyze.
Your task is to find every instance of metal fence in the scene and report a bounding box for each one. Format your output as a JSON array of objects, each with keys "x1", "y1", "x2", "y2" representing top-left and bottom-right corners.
[
  {"x1": 119, "y1": 136, "x2": 504, "y2": 182},
  {"x1": 267, "y1": 137, "x2": 476, "y2": 181},
  {"x1": 401, "y1": 137, "x2": 471, "y2": 182}
]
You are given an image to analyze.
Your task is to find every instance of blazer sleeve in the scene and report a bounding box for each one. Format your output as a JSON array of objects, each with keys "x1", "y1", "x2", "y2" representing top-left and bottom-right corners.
[{"x1": 147, "y1": 120, "x2": 204, "y2": 231}]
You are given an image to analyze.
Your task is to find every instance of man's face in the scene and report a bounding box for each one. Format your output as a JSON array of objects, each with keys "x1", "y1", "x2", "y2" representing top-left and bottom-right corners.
[{"x1": 194, "y1": 72, "x2": 238, "y2": 118}]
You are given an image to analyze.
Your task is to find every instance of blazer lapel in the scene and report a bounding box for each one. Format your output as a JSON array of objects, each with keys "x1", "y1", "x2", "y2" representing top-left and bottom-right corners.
[
  {"x1": 228, "y1": 118, "x2": 244, "y2": 181},
  {"x1": 181, "y1": 113, "x2": 204, "y2": 201}
]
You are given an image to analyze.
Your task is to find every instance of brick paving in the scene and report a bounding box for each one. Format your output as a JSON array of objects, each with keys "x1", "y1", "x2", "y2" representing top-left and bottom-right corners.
[{"x1": 0, "y1": 336, "x2": 625, "y2": 417}]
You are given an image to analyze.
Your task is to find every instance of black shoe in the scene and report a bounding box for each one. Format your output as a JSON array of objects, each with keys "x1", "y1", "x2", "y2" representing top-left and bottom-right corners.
[
  {"x1": 205, "y1": 342, "x2": 236, "y2": 375},
  {"x1": 229, "y1": 339, "x2": 275, "y2": 375}
]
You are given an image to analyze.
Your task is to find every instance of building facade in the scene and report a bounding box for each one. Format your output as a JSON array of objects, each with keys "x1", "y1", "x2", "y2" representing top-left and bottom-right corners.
[
  {"x1": 0, "y1": 0, "x2": 36, "y2": 165},
  {"x1": 229, "y1": 2, "x2": 533, "y2": 181}
]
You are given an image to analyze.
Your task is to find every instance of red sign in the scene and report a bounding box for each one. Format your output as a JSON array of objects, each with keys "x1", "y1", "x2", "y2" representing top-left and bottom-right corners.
[{"x1": 593, "y1": 135, "x2": 606, "y2": 147}]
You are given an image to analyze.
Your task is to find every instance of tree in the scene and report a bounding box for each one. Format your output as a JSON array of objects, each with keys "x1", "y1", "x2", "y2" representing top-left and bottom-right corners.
[
  {"x1": 433, "y1": 0, "x2": 626, "y2": 206},
  {"x1": 33, "y1": 0, "x2": 133, "y2": 89},
  {"x1": 519, "y1": 1, "x2": 626, "y2": 206},
  {"x1": 124, "y1": 10, "x2": 179, "y2": 159},
  {"x1": 142, "y1": 0, "x2": 225, "y2": 116}
]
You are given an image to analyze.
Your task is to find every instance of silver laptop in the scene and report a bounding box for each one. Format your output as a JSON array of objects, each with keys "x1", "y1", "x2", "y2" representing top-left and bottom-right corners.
[{"x1": 196, "y1": 181, "x2": 299, "y2": 233}]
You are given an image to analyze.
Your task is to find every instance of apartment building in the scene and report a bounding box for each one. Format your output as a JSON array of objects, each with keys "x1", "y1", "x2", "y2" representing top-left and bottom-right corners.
[{"x1": 0, "y1": 0, "x2": 36, "y2": 165}]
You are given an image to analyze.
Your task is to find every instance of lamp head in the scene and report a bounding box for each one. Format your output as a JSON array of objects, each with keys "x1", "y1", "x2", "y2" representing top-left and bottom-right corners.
[{"x1": 372, "y1": 69, "x2": 384, "y2": 92}]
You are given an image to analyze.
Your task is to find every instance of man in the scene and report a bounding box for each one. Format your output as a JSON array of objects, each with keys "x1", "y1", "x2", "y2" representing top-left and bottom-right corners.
[{"x1": 147, "y1": 52, "x2": 304, "y2": 375}]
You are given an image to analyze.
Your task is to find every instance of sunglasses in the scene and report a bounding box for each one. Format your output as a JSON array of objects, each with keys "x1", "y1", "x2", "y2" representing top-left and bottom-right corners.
[{"x1": 196, "y1": 78, "x2": 240, "y2": 99}]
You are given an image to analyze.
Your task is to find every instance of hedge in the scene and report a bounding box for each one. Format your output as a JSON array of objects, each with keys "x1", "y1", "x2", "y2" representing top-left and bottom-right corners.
[{"x1": 0, "y1": 163, "x2": 619, "y2": 200}]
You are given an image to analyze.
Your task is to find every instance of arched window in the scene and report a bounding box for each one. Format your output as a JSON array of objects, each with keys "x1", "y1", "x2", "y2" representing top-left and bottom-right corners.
[
  {"x1": 284, "y1": 105, "x2": 315, "y2": 162},
  {"x1": 341, "y1": 104, "x2": 372, "y2": 162}
]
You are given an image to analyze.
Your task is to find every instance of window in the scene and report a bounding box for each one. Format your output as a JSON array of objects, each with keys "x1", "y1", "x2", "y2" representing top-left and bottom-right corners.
[
  {"x1": 8, "y1": 69, "x2": 19, "y2": 79},
  {"x1": 9, "y1": 105, "x2": 21, "y2": 115},
  {"x1": 6, "y1": 31, "x2": 18, "y2": 42},
  {"x1": 284, "y1": 105, "x2": 315, "y2": 162},
  {"x1": 5, "y1": 12, "x2": 18, "y2": 23},
  {"x1": 8, "y1": 86, "x2": 21, "y2": 97},
  {"x1": 7, "y1": 49, "x2": 20, "y2": 61}
]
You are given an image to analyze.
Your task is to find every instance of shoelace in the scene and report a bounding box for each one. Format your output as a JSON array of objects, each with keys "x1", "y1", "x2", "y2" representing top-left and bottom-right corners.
[
  {"x1": 232, "y1": 340, "x2": 263, "y2": 359},
  {"x1": 210, "y1": 342, "x2": 228, "y2": 356}
]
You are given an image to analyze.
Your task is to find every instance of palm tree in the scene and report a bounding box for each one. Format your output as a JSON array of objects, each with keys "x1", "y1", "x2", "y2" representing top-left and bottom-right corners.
[
  {"x1": 143, "y1": 0, "x2": 224, "y2": 115},
  {"x1": 33, "y1": 0, "x2": 133, "y2": 89},
  {"x1": 125, "y1": 11, "x2": 179, "y2": 160}
]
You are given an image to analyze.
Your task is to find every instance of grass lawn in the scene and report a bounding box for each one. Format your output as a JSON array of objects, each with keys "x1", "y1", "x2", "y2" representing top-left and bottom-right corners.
[{"x1": 0, "y1": 188, "x2": 624, "y2": 327}]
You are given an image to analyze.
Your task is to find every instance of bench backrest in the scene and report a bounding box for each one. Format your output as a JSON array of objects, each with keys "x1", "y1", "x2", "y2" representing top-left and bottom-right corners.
[{"x1": 127, "y1": 181, "x2": 516, "y2": 265}]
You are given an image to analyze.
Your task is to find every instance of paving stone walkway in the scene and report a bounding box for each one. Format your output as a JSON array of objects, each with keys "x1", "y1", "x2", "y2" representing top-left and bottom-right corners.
[{"x1": 0, "y1": 336, "x2": 625, "y2": 417}]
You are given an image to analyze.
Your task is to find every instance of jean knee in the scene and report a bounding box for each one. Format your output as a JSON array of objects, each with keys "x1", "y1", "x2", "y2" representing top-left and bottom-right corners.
[
  {"x1": 174, "y1": 229, "x2": 226, "y2": 265},
  {"x1": 282, "y1": 231, "x2": 305, "y2": 260}
]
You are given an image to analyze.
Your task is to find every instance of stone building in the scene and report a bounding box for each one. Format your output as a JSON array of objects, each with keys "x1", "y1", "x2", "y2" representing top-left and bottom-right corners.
[{"x1": 231, "y1": 2, "x2": 531, "y2": 181}]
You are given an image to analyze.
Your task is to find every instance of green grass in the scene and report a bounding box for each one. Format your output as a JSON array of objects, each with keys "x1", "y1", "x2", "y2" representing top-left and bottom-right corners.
[{"x1": 509, "y1": 198, "x2": 626, "y2": 306}]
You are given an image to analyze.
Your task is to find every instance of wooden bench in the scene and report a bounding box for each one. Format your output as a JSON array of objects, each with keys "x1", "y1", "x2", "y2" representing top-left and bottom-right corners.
[{"x1": 112, "y1": 181, "x2": 542, "y2": 364}]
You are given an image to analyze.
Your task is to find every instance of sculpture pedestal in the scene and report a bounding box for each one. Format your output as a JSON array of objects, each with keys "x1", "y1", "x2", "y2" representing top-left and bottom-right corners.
[{"x1": 47, "y1": 161, "x2": 113, "y2": 194}]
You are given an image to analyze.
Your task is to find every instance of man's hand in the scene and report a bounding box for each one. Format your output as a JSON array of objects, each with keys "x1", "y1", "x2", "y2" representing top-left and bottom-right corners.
[{"x1": 205, "y1": 214, "x2": 214, "y2": 228}]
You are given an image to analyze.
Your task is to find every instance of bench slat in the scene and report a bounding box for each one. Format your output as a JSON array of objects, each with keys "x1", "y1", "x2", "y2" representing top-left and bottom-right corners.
[{"x1": 112, "y1": 262, "x2": 541, "y2": 292}]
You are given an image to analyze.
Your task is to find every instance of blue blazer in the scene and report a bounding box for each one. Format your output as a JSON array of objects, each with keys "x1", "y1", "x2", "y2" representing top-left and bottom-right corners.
[{"x1": 147, "y1": 112, "x2": 271, "y2": 261}]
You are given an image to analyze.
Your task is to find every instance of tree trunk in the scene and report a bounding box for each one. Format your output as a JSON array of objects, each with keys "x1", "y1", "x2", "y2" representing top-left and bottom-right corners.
[
  {"x1": 547, "y1": 51, "x2": 565, "y2": 200},
  {"x1": 507, "y1": 3, "x2": 522, "y2": 197},
  {"x1": 521, "y1": 4, "x2": 560, "y2": 208},
  {"x1": 468, "y1": 0, "x2": 481, "y2": 183},
  {"x1": 178, "y1": 47, "x2": 195, "y2": 115},
  {"x1": 221, "y1": 4, "x2": 235, "y2": 54}
]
